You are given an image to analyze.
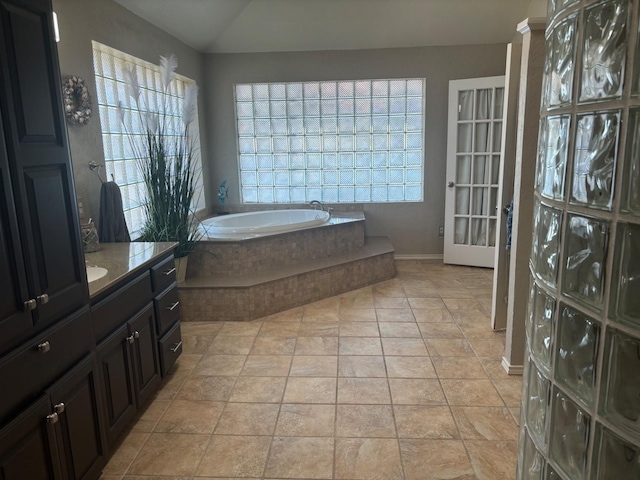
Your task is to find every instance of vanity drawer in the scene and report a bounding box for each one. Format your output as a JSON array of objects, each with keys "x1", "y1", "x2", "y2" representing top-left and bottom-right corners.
[
  {"x1": 154, "y1": 284, "x2": 180, "y2": 336},
  {"x1": 92, "y1": 272, "x2": 152, "y2": 342},
  {"x1": 0, "y1": 307, "x2": 93, "y2": 427},
  {"x1": 151, "y1": 255, "x2": 176, "y2": 293},
  {"x1": 158, "y1": 322, "x2": 182, "y2": 376}
]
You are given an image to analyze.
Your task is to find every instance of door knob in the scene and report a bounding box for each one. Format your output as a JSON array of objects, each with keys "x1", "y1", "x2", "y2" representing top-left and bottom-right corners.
[
  {"x1": 447, "y1": 181, "x2": 455, "y2": 188},
  {"x1": 502, "y1": 204, "x2": 511, "y2": 215}
]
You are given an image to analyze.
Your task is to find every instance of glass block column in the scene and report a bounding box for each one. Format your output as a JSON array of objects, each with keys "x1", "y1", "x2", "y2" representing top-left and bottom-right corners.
[{"x1": 518, "y1": 0, "x2": 640, "y2": 478}]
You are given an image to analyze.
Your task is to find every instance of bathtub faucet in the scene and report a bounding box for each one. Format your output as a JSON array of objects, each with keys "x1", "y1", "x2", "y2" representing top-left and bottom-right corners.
[{"x1": 309, "y1": 200, "x2": 325, "y2": 211}]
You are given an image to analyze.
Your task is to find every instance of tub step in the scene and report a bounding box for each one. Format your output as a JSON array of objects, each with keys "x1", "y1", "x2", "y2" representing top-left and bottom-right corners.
[{"x1": 178, "y1": 236, "x2": 395, "y2": 322}]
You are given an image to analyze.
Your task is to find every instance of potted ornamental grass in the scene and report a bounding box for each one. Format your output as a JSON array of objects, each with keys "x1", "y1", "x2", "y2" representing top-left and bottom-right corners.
[{"x1": 118, "y1": 54, "x2": 201, "y2": 281}]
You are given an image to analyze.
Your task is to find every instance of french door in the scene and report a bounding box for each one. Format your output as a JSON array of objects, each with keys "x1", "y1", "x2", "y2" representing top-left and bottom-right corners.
[{"x1": 444, "y1": 76, "x2": 505, "y2": 267}]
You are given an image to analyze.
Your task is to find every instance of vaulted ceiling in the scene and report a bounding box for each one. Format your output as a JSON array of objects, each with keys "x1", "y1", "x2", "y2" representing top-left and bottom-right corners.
[{"x1": 113, "y1": 0, "x2": 536, "y2": 53}]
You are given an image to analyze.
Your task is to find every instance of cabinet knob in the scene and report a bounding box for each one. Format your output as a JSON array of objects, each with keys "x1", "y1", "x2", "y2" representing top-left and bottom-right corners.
[
  {"x1": 37, "y1": 341, "x2": 51, "y2": 353},
  {"x1": 134, "y1": 331, "x2": 140, "y2": 339},
  {"x1": 24, "y1": 299, "x2": 37, "y2": 311},
  {"x1": 46, "y1": 412, "x2": 58, "y2": 424},
  {"x1": 125, "y1": 334, "x2": 135, "y2": 344},
  {"x1": 167, "y1": 301, "x2": 180, "y2": 311},
  {"x1": 54, "y1": 403, "x2": 65, "y2": 414},
  {"x1": 37, "y1": 293, "x2": 49, "y2": 305},
  {"x1": 163, "y1": 267, "x2": 176, "y2": 276}
]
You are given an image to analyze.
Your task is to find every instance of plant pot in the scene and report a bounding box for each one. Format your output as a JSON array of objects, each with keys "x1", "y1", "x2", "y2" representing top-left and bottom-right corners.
[{"x1": 175, "y1": 255, "x2": 189, "y2": 283}]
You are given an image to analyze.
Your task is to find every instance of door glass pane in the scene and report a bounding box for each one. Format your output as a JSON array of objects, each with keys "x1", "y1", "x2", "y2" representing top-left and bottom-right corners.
[
  {"x1": 456, "y1": 187, "x2": 470, "y2": 215},
  {"x1": 475, "y1": 123, "x2": 490, "y2": 152},
  {"x1": 458, "y1": 90, "x2": 474, "y2": 120},
  {"x1": 474, "y1": 156, "x2": 490, "y2": 184},
  {"x1": 494, "y1": 87, "x2": 504, "y2": 119},
  {"x1": 475, "y1": 88, "x2": 492, "y2": 120},
  {"x1": 493, "y1": 121, "x2": 503, "y2": 152},
  {"x1": 492, "y1": 155, "x2": 501, "y2": 184},
  {"x1": 455, "y1": 217, "x2": 469, "y2": 244},
  {"x1": 472, "y1": 187, "x2": 489, "y2": 215},
  {"x1": 456, "y1": 156, "x2": 472, "y2": 184},
  {"x1": 471, "y1": 218, "x2": 487, "y2": 246},
  {"x1": 458, "y1": 124, "x2": 473, "y2": 152}
]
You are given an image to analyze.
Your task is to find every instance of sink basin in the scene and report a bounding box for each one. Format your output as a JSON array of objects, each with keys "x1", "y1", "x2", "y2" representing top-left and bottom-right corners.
[{"x1": 86, "y1": 266, "x2": 108, "y2": 283}]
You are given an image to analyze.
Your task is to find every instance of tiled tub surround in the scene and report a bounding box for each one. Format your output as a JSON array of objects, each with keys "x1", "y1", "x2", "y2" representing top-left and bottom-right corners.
[
  {"x1": 521, "y1": 1, "x2": 640, "y2": 479},
  {"x1": 180, "y1": 211, "x2": 396, "y2": 322},
  {"x1": 187, "y1": 213, "x2": 365, "y2": 277},
  {"x1": 100, "y1": 261, "x2": 522, "y2": 480}
]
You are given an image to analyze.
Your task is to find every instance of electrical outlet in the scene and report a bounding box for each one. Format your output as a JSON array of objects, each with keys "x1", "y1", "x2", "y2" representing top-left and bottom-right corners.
[{"x1": 438, "y1": 225, "x2": 444, "y2": 236}]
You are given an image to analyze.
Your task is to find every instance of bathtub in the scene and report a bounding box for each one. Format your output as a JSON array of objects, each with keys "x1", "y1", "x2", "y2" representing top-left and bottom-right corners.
[{"x1": 199, "y1": 209, "x2": 331, "y2": 239}]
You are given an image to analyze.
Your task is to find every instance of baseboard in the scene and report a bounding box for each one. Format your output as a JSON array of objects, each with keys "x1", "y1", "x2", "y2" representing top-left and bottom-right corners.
[
  {"x1": 501, "y1": 357, "x2": 524, "y2": 375},
  {"x1": 394, "y1": 254, "x2": 444, "y2": 261}
]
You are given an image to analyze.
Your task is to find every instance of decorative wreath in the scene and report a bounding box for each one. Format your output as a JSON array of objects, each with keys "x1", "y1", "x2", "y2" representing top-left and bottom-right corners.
[{"x1": 63, "y1": 75, "x2": 92, "y2": 125}]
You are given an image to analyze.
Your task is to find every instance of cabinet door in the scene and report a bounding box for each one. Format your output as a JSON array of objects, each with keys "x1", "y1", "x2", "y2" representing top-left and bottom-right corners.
[
  {"x1": 0, "y1": 0, "x2": 88, "y2": 330},
  {"x1": 0, "y1": 395, "x2": 62, "y2": 480},
  {"x1": 0, "y1": 113, "x2": 32, "y2": 357},
  {"x1": 48, "y1": 355, "x2": 107, "y2": 480},
  {"x1": 96, "y1": 324, "x2": 136, "y2": 446},
  {"x1": 128, "y1": 304, "x2": 161, "y2": 407}
]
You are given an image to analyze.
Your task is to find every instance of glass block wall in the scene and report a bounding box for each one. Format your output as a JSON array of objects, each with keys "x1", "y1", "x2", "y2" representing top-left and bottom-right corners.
[{"x1": 519, "y1": 0, "x2": 640, "y2": 478}]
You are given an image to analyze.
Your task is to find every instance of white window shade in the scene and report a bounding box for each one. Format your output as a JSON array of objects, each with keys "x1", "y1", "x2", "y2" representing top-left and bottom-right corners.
[{"x1": 235, "y1": 79, "x2": 425, "y2": 204}]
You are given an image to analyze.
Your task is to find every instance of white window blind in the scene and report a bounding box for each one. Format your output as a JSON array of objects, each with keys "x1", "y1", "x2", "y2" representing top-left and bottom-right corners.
[
  {"x1": 92, "y1": 41, "x2": 204, "y2": 237},
  {"x1": 235, "y1": 79, "x2": 425, "y2": 204}
]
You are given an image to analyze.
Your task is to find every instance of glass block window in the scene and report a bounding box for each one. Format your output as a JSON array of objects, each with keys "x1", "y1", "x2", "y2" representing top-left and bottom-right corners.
[
  {"x1": 92, "y1": 41, "x2": 204, "y2": 237},
  {"x1": 234, "y1": 79, "x2": 425, "y2": 203}
]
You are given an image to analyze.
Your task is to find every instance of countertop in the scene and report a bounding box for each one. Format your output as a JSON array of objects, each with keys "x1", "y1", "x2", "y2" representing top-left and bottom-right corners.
[{"x1": 85, "y1": 242, "x2": 178, "y2": 299}]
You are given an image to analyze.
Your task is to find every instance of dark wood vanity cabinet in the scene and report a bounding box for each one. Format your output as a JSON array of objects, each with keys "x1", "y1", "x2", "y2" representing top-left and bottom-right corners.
[
  {"x1": 0, "y1": 0, "x2": 88, "y2": 358},
  {"x1": 0, "y1": 0, "x2": 108, "y2": 478},
  {"x1": 0, "y1": 354, "x2": 107, "y2": 480},
  {"x1": 0, "y1": 0, "x2": 182, "y2": 476},
  {"x1": 96, "y1": 303, "x2": 161, "y2": 445},
  {"x1": 93, "y1": 254, "x2": 179, "y2": 447}
]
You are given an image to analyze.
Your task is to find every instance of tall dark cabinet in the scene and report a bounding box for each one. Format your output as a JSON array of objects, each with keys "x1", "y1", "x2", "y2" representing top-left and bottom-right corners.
[
  {"x1": 0, "y1": 0, "x2": 88, "y2": 358},
  {"x1": 0, "y1": 0, "x2": 106, "y2": 479}
]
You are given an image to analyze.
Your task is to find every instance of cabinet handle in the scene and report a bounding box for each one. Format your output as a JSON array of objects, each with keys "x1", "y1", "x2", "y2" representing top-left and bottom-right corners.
[
  {"x1": 134, "y1": 331, "x2": 140, "y2": 339},
  {"x1": 170, "y1": 341, "x2": 182, "y2": 353},
  {"x1": 46, "y1": 412, "x2": 58, "y2": 424},
  {"x1": 163, "y1": 267, "x2": 176, "y2": 276},
  {"x1": 37, "y1": 341, "x2": 51, "y2": 353},
  {"x1": 37, "y1": 293, "x2": 49, "y2": 305},
  {"x1": 125, "y1": 334, "x2": 135, "y2": 344},
  {"x1": 24, "y1": 299, "x2": 37, "y2": 311},
  {"x1": 54, "y1": 403, "x2": 65, "y2": 414},
  {"x1": 166, "y1": 301, "x2": 180, "y2": 311}
]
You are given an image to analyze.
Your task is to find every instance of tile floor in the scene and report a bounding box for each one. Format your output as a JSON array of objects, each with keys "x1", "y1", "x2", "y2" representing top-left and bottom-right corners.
[{"x1": 100, "y1": 261, "x2": 522, "y2": 480}]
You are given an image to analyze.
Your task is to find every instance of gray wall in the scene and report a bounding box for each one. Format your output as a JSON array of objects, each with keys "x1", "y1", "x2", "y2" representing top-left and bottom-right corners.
[
  {"x1": 203, "y1": 45, "x2": 507, "y2": 255},
  {"x1": 53, "y1": 0, "x2": 208, "y2": 225}
]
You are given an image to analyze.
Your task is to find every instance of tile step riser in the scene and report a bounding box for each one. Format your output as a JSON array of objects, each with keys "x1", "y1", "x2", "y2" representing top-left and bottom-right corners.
[{"x1": 179, "y1": 252, "x2": 395, "y2": 322}]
